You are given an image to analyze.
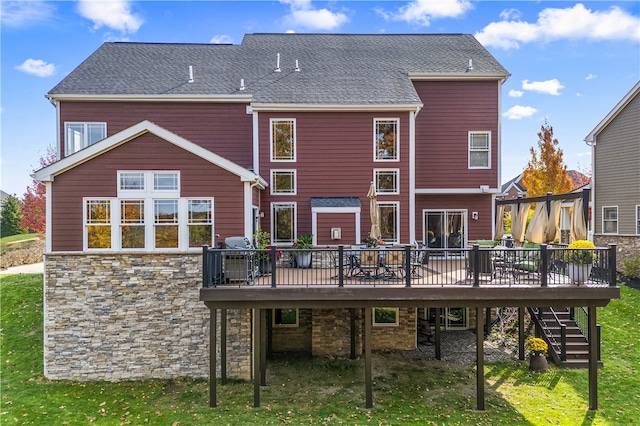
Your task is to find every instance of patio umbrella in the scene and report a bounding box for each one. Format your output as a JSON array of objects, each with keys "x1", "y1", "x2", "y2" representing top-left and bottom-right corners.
[{"x1": 367, "y1": 181, "x2": 381, "y2": 240}]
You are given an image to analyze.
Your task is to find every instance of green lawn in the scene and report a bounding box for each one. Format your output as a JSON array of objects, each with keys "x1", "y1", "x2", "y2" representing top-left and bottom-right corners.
[
  {"x1": 1, "y1": 274, "x2": 638, "y2": 425},
  {"x1": 0, "y1": 233, "x2": 39, "y2": 251}
]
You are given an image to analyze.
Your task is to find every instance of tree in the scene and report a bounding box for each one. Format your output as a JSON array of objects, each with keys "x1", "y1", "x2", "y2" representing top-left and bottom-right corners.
[
  {"x1": 521, "y1": 121, "x2": 573, "y2": 197},
  {"x1": 1, "y1": 195, "x2": 24, "y2": 237},
  {"x1": 19, "y1": 146, "x2": 56, "y2": 234}
]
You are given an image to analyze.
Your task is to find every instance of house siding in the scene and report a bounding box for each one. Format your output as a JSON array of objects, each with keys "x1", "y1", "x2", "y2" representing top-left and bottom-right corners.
[
  {"x1": 316, "y1": 213, "x2": 358, "y2": 246},
  {"x1": 59, "y1": 102, "x2": 253, "y2": 168},
  {"x1": 43, "y1": 253, "x2": 252, "y2": 381},
  {"x1": 50, "y1": 132, "x2": 245, "y2": 251},
  {"x1": 593, "y1": 92, "x2": 640, "y2": 235},
  {"x1": 413, "y1": 81, "x2": 500, "y2": 190}
]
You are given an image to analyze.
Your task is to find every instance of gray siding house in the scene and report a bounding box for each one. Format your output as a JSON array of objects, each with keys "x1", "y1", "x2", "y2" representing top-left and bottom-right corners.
[{"x1": 585, "y1": 81, "x2": 640, "y2": 262}]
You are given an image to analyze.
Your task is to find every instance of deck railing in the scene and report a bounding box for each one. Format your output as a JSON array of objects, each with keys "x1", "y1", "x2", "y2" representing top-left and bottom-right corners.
[{"x1": 201, "y1": 244, "x2": 618, "y2": 289}]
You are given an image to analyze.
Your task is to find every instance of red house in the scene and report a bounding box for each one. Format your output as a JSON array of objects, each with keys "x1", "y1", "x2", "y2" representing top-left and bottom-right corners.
[{"x1": 35, "y1": 34, "x2": 510, "y2": 382}]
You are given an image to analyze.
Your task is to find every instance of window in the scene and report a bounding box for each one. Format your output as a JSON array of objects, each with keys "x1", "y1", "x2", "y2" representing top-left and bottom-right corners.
[
  {"x1": 120, "y1": 200, "x2": 145, "y2": 249},
  {"x1": 271, "y1": 119, "x2": 295, "y2": 161},
  {"x1": 468, "y1": 132, "x2": 490, "y2": 169},
  {"x1": 273, "y1": 308, "x2": 298, "y2": 327},
  {"x1": 271, "y1": 170, "x2": 296, "y2": 195},
  {"x1": 378, "y1": 202, "x2": 399, "y2": 244},
  {"x1": 65, "y1": 122, "x2": 106, "y2": 156},
  {"x1": 85, "y1": 199, "x2": 111, "y2": 249},
  {"x1": 374, "y1": 169, "x2": 399, "y2": 194},
  {"x1": 425, "y1": 308, "x2": 469, "y2": 329},
  {"x1": 373, "y1": 308, "x2": 398, "y2": 326},
  {"x1": 374, "y1": 119, "x2": 398, "y2": 161},
  {"x1": 272, "y1": 203, "x2": 296, "y2": 245},
  {"x1": 85, "y1": 171, "x2": 213, "y2": 251},
  {"x1": 188, "y1": 199, "x2": 213, "y2": 247},
  {"x1": 602, "y1": 206, "x2": 618, "y2": 234}
]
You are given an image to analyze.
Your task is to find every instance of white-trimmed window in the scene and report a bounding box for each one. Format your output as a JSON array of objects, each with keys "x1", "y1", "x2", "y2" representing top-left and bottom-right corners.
[
  {"x1": 85, "y1": 199, "x2": 112, "y2": 249},
  {"x1": 84, "y1": 171, "x2": 213, "y2": 251},
  {"x1": 65, "y1": 122, "x2": 106, "y2": 156},
  {"x1": 271, "y1": 170, "x2": 296, "y2": 195},
  {"x1": 374, "y1": 169, "x2": 399, "y2": 194},
  {"x1": 374, "y1": 119, "x2": 399, "y2": 161},
  {"x1": 602, "y1": 206, "x2": 618, "y2": 234},
  {"x1": 273, "y1": 308, "x2": 298, "y2": 327},
  {"x1": 373, "y1": 308, "x2": 398, "y2": 326},
  {"x1": 468, "y1": 131, "x2": 491, "y2": 169},
  {"x1": 272, "y1": 202, "x2": 296, "y2": 245},
  {"x1": 271, "y1": 119, "x2": 296, "y2": 161},
  {"x1": 378, "y1": 201, "x2": 399, "y2": 244}
]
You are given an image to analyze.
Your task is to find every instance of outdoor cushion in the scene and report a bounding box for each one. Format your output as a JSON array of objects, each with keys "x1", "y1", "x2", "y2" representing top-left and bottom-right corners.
[{"x1": 476, "y1": 240, "x2": 496, "y2": 248}]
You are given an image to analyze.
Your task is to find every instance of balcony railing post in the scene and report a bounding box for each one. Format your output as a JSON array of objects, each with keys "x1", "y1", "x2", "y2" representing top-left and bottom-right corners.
[
  {"x1": 608, "y1": 244, "x2": 617, "y2": 286},
  {"x1": 472, "y1": 244, "x2": 480, "y2": 287},
  {"x1": 540, "y1": 244, "x2": 548, "y2": 287},
  {"x1": 202, "y1": 245, "x2": 209, "y2": 288},
  {"x1": 404, "y1": 245, "x2": 412, "y2": 288},
  {"x1": 338, "y1": 245, "x2": 345, "y2": 288},
  {"x1": 270, "y1": 246, "x2": 277, "y2": 288}
]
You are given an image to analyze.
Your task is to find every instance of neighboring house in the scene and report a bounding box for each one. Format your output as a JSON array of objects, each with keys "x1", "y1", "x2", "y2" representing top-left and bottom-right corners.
[
  {"x1": 585, "y1": 80, "x2": 640, "y2": 262},
  {"x1": 35, "y1": 34, "x2": 509, "y2": 381}
]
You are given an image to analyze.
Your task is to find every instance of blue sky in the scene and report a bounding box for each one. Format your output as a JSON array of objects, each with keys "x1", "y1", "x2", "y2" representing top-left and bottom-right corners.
[{"x1": 1, "y1": 0, "x2": 639, "y2": 197}]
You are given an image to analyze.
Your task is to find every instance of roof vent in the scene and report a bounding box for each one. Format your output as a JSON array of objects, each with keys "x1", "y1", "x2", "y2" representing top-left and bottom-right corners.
[
  {"x1": 294, "y1": 59, "x2": 300, "y2": 72},
  {"x1": 239, "y1": 78, "x2": 246, "y2": 91},
  {"x1": 275, "y1": 53, "x2": 281, "y2": 72},
  {"x1": 466, "y1": 59, "x2": 473, "y2": 72},
  {"x1": 188, "y1": 65, "x2": 194, "y2": 83}
]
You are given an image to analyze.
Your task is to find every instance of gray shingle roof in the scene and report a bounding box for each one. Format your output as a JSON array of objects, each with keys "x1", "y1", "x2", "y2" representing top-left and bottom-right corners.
[
  {"x1": 48, "y1": 33, "x2": 509, "y2": 105},
  {"x1": 310, "y1": 197, "x2": 362, "y2": 208}
]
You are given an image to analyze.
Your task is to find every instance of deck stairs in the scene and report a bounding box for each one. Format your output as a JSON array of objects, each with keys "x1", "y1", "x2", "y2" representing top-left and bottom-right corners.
[{"x1": 531, "y1": 307, "x2": 602, "y2": 368}]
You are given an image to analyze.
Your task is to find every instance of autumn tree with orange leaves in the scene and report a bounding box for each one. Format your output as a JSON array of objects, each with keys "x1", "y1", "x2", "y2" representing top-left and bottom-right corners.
[
  {"x1": 521, "y1": 121, "x2": 573, "y2": 197},
  {"x1": 19, "y1": 147, "x2": 56, "y2": 234}
]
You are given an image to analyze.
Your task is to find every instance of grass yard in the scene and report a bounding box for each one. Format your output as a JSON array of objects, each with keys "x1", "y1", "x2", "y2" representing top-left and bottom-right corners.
[{"x1": 1, "y1": 274, "x2": 638, "y2": 425}]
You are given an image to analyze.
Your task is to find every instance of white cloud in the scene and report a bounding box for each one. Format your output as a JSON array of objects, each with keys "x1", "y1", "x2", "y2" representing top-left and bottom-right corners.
[
  {"x1": 77, "y1": 0, "x2": 142, "y2": 34},
  {"x1": 0, "y1": 0, "x2": 55, "y2": 27},
  {"x1": 508, "y1": 89, "x2": 524, "y2": 98},
  {"x1": 280, "y1": 0, "x2": 348, "y2": 30},
  {"x1": 585, "y1": 73, "x2": 597, "y2": 80},
  {"x1": 503, "y1": 105, "x2": 537, "y2": 120},
  {"x1": 522, "y1": 79, "x2": 564, "y2": 96},
  {"x1": 476, "y1": 4, "x2": 640, "y2": 49},
  {"x1": 377, "y1": 0, "x2": 473, "y2": 26},
  {"x1": 15, "y1": 59, "x2": 56, "y2": 77},
  {"x1": 210, "y1": 35, "x2": 233, "y2": 44},
  {"x1": 499, "y1": 8, "x2": 521, "y2": 21}
]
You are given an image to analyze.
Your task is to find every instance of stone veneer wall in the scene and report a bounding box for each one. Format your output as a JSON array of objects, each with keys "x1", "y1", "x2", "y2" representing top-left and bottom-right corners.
[
  {"x1": 594, "y1": 235, "x2": 640, "y2": 271},
  {"x1": 44, "y1": 253, "x2": 252, "y2": 381}
]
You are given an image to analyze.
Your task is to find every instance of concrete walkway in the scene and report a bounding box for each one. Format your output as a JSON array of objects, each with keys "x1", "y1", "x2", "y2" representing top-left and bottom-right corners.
[{"x1": 0, "y1": 262, "x2": 44, "y2": 275}]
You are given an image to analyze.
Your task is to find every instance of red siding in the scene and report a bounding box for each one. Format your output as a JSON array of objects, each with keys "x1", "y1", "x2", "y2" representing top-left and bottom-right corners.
[
  {"x1": 51, "y1": 132, "x2": 245, "y2": 251},
  {"x1": 316, "y1": 213, "x2": 358, "y2": 246},
  {"x1": 59, "y1": 102, "x2": 253, "y2": 168},
  {"x1": 414, "y1": 81, "x2": 500, "y2": 189}
]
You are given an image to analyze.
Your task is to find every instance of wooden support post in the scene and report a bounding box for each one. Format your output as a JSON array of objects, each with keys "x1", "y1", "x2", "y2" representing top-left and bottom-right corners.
[
  {"x1": 253, "y1": 309, "x2": 261, "y2": 408},
  {"x1": 209, "y1": 306, "x2": 217, "y2": 407},
  {"x1": 364, "y1": 307, "x2": 373, "y2": 409},
  {"x1": 261, "y1": 309, "x2": 267, "y2": 386},
  {"x1": 476, "y1": 307, "x2": 485, "y2": 411},
  {"x1": 435, "y1": 307, "x2": 442, "y2": 360},
  {"x1": 220, "y1": 309, "x2": 227, "y2": 385},
  {"x1": 485, "y1": 307, "x2": 491, "y2": 336},
  {"x1": 588, "y1": 306, "x2": 598, "y2": 410},
  {"x1": 350, "y1": 308, "x2": 357, "y2": 359},
  {"x1": 518, "y1": 307, "x2": 525, "y2": 360}
]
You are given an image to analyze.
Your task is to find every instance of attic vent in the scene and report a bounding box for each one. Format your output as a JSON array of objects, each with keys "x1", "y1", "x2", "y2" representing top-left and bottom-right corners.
[
  {"x1": 275, "y1": 53, "x2": 281, "y2": 73},
  {"x1": 466, "y1": 59, "x2": 473, "y2": 72},
  {"x1": 294, "y1": 59, "x2": 300, "y2": 72},
  {"x1": 188, "y1": 65, "x2": 194, "y2": 83},
  {"x1": 239, "y1": 78, "x2": 246, "y2": 91}
]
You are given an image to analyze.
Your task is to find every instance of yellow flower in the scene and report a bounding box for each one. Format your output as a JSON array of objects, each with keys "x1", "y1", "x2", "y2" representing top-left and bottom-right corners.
[
  {"x1": 565, "y1": 239, "x2": 596, "y2": 264},
  {"x1": 525, "y1": 337, "x2": 548, "y2": 356}
]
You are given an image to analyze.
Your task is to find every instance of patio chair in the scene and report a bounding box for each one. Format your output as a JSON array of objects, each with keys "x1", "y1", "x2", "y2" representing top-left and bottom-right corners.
[
  {"x1": 383, "y1": 249, "x2": 405, "y2": 279},
  {"x1": 410, "y1": 244, "x2": 429, "y2": 278},
  {"x1": 330, "y1": 248, "x2": 357, "y2": 278},
  {"x1": 357, "y1": 250, "x2": 381, "y2": 280},
  {"x1": 466, "y1": 249, "x2": 494, "y2": 281}
]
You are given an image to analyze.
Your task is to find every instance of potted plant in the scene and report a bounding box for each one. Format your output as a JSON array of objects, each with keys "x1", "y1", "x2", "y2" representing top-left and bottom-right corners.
[
  {"x1": 252, "y1": 229, "x2": 281, "y2": 275},
  {"x1": 525, "y1": 337, "x2": 548, "y2": 371},
  {"x1": 565, "y1": 239, "x2": 596, "y2": 285},
  {"x1": 292, "y1": 234, "x2": 313, "y2": 268}
]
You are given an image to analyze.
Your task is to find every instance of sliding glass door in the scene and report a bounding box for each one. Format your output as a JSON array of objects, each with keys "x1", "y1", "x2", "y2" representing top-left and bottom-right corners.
[{"x1": 423, "y1": 210, "x2": 466, "y2": 254}]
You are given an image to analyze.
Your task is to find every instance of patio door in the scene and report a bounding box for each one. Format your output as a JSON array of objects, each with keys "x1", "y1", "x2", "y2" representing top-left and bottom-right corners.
[{"x1": 423, "y1": 210, "x2": 466, "y2": 254}]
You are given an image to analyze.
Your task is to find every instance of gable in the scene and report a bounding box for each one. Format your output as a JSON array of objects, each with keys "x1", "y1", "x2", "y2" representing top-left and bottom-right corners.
[{"x1": 35, "y1": 120, "x2": 266, "y2": 188}]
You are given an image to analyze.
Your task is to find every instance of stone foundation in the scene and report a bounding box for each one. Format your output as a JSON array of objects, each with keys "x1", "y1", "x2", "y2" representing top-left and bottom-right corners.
[
  {"x1": 44, "y1": 253, "x2": 251, "y2": 381},
  {"x1": 593, "y1": 235, "x2": 640, "y2": 271}
]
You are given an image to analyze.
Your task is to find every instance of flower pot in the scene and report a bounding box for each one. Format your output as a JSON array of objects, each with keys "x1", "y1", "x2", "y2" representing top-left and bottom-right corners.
[
  {"x1": 295, "y1": 253, "x2": 312, "y2": 268},
  {"x1": 529, "y1": 354, "x2": 548, "y2": 372},
  {"x1": 568, "y1": 263, "x2": 592, "y2": 285},
  {"x1": 258, "y1": 258, "x2": 271, "y2": 275}
]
